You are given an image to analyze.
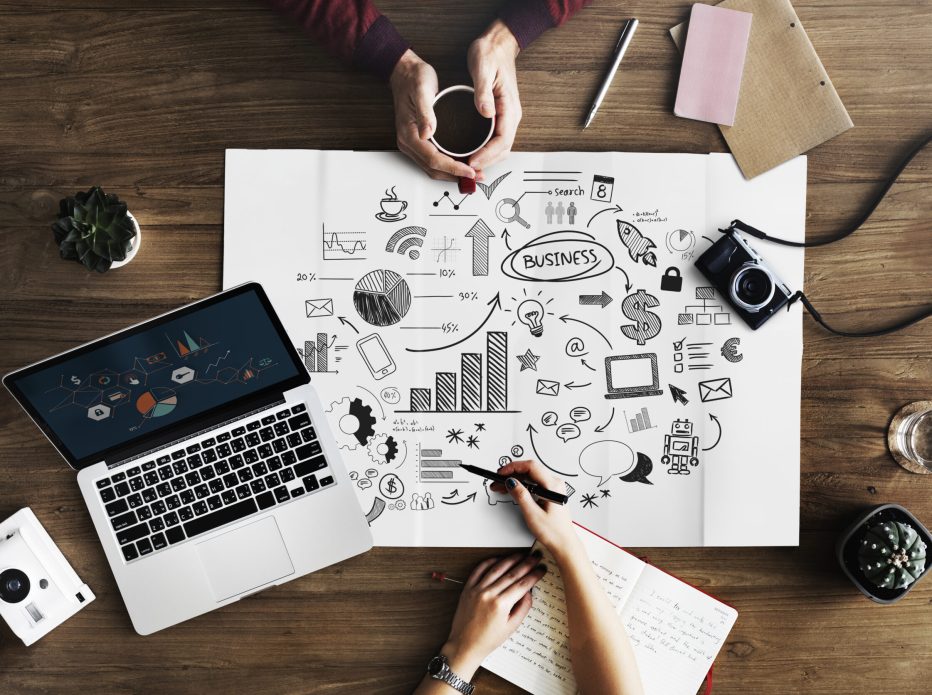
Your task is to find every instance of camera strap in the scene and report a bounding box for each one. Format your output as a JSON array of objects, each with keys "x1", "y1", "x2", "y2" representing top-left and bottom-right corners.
[{"x1": 718, "y1": 132, "x2": 932, "y2": 338}]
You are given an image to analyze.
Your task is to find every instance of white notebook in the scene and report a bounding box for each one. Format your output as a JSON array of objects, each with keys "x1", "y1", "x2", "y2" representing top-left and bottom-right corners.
[{"x1": 482, "y1": 525, "x2": 738, "y2": 695}]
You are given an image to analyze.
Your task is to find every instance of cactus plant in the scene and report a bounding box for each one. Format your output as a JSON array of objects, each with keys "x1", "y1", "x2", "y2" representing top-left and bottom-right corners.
[
  {"x1": 52, "y1": 186, "x2": 137, "y2": 273},
  {"x1": 857, "y1": 520, "x2": 927, "y2": 590}
]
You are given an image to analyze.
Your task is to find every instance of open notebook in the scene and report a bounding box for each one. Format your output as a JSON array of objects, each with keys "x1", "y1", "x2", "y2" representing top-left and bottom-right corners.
[{"x1": 482, "y1": 525, "x2": 738, "y2": 695}]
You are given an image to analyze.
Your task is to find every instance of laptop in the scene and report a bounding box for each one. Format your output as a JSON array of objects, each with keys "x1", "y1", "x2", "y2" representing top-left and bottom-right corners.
[
  {"x1": 3, "y1": 283, "x2": 372, "y2": 635},
  {"x1": 604, "y1": 354, "x2": 665, "y2": 399}
]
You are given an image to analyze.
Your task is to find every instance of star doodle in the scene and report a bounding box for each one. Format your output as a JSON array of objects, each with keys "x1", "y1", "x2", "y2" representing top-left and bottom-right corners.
[
  {"x1": 516, "y1": 349, "x2": 540, "y2": 372},
  {"x1": 580, "y1": 493, "x2": 599, "y2": 509},
  {"x1": 474, "y1": 423, "x2": 486, "y2": 432},
  {"x1": 599, "y1": 489, "x2": 612, "y2": 498},
  {"x1": 445, "y1": 428, "x2": 464, "y2": 444},
  {"x1": 466, "y1": 435, "x2": 480, "y2": 449}
]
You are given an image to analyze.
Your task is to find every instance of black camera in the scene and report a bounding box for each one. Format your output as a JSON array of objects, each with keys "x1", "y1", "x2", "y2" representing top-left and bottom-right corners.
[{"x1": 695, "y1": 228, "x2": 793, "y2": 330}]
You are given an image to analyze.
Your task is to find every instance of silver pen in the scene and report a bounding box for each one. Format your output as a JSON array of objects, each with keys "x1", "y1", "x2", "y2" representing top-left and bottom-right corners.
[{"x1": 583, "y1": 18, "x2": 639, "y2": 129}]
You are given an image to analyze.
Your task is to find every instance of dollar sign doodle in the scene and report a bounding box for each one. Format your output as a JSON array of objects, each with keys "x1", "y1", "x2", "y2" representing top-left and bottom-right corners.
[
  {"x1": 386, "y1": 478, "x2": 397, "y2": 494},
  {"x1": 620, "y1": 289, "x2": 662, "y2": 345},
  {"x1": 70, "y1": 375, "x2": 81, "y2": 385}
]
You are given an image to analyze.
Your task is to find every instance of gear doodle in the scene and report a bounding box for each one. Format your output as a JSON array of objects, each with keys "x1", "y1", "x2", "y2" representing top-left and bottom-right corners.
[
  {"x1": 367, "y1": 433, "x2": 399, "y2": 464},
  {"x1": 327, "y1": 396, "x2": 377, "y2": 449}
]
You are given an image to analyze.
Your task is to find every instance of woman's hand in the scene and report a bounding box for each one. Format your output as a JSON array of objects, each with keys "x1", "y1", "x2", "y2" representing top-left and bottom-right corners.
[
  {"x1": 390, "y1": 49, "x2": 478, "y2": 182},
  {"x1": 492, "y1": 460, "x2": 582, "y2": 561},
  {"x1": 439, "y1": 553, "x2": 547, "y2": 679},
  {"x1": 466, "y1": 20, "x2": 522, "y2": 172}
]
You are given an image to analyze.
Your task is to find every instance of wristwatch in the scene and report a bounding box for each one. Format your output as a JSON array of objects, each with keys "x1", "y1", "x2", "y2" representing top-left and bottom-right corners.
[{"x1": 427, "y1": 654, "x2": 475, "y2": 694}]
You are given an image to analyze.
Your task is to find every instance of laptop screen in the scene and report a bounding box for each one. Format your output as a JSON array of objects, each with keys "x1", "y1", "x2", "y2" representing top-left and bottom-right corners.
[
  {"x1": 4, "y1": 284, "x2": 307, "y2": 469},
  {"x1": 607, "y1": 355, "x2": 657, "y2": 391}
]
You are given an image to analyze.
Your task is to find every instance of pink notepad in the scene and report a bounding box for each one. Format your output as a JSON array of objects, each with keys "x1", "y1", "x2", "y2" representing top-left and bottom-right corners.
[{"x1": 675, "y1": 3, "x2": 752, "y2": 127}]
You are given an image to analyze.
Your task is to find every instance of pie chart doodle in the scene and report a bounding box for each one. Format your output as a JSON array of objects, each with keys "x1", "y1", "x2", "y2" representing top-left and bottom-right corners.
[
  {"x1": 353, "y1": 269, "x2": 412, "y2": 327},
  {"x1": 135, "y1": 387, "x2": 178, "y2": 418}
]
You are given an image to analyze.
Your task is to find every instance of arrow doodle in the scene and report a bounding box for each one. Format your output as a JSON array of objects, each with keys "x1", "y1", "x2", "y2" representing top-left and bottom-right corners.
[
  {"x1": 407, "y1": 293, "x2": 502, "y2": 352},
  {"x1": 559, "y1": 315, "x2": 613, "y2": 350},
  {"x1": 501, "y1": 228, "x2": 512, "y2": 251},
  {"x1": 526, "y1": 424, "x2": 578, "y2": 477},
  {"x1": 669, "y1": 384, "x2": 689, "y2": 405},
  {"x1": 581, "y1": 359, "x2": 596, "y2": 372},
  {"x1": 586, "y1": 204, "x2": 624, "y2": 228},
  {"x1": 466, "y1": 218, "x2": 495, "y2": 276},
  {"x1": 442, "y1": 489, "x2": 460, "y2": 500},
  {"x1": 338, "y1": 316, "x2": 360, "y2": 335},
  {"x1": 579, "y1": 291, "x2": 613, "y2": 308},
  {"x1": 614, "y1": 266, "x2": 633, "y2": 292},
  {"x1": 442, "y1": 492, "x2": 478, "y2": 506},
  {"x1": 564, "y1": 381, "x2": 591, "y2": 390},
  {"x1": 701, "y1": 414, "x2": 722, "y2": 451},
  {"x1": 595, "y1": 408, "x2": 615, "y2": 433}
]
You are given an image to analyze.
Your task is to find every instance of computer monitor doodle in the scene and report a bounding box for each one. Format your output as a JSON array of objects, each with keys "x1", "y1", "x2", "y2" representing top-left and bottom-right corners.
[{"x1": 604, "y1": 354, "x2": 664, "y2": 399}]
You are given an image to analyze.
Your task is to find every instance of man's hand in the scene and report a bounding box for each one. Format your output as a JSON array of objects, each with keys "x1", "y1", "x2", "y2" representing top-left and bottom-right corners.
[
  {"x1": 390, "y1": 49, "x2": 477, "y2": 182},
  {"x1": 467, "y1": 20, "x2": 522, "y2": 172},
  {"x1": 440, "y1": 554, "x2": 547, "y2": 680}
]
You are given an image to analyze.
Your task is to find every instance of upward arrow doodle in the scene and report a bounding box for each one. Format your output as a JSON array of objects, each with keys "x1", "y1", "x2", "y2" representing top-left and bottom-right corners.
[{"x1": 466, "y1": 219, "x2": 495, "y2": 276}]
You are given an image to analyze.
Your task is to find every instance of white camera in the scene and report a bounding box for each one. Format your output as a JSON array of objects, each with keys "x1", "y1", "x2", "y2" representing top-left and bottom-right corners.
[{"x1": 0, "y1": 508, "x2": 94, "y2": 646}]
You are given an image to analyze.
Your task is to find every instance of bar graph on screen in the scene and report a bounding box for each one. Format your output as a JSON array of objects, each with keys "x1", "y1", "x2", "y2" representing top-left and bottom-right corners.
[
  {"x1": 417, "y1": 444, "x2": 466, "y2": 484},
  {"x1": 397, "y1": 331, "x2": 517, "y2": 413}
]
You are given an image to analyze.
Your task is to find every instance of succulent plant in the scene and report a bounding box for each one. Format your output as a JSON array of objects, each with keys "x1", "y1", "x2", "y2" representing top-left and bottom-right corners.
[
  {"x1": 52, "y1": 186, "x2": 137, "y2": 273},
  {"x1": 857, "y1": 520, "x2": 927, "y2": 590}
]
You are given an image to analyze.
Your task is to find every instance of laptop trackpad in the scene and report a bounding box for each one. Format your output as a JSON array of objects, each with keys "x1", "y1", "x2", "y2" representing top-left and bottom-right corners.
[{"x1": 196, "y1": 516, "x2": 295, "y2": 601}]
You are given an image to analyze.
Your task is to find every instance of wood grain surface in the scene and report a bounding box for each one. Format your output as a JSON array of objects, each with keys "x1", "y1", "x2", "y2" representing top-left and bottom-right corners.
[{"x1": 0, "y1": 1, "x2": 930, "y2": 693}]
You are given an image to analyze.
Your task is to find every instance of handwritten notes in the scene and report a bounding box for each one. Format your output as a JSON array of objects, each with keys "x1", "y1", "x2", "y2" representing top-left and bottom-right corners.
[{"x1": 483, "y1": 527, "x2": 738, "y2": 695}]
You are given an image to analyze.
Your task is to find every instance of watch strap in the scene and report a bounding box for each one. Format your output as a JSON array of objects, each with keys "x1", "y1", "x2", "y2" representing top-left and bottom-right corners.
[{"x1": 429, "y1": 656, "x2": 475, "y2": 695}]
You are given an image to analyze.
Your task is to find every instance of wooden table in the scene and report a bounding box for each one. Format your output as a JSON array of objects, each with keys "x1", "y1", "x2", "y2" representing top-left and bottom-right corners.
[{"x1": 1, "y1": 1, "x2": 929, "y2": 692}]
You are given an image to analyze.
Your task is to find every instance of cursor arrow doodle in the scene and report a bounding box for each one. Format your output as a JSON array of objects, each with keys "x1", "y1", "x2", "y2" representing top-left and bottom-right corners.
[{"x1": 465, "y1": 219, "x2": 495, "y2": 276}]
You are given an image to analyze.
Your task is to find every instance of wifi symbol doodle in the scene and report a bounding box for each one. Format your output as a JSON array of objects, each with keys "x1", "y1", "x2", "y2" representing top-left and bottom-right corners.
[{"x1": 385, "y1": 226, "x2": 427, "y2": 259}]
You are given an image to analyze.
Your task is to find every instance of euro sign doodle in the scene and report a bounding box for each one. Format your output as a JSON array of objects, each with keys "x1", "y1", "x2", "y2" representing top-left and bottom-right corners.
[{"x1": 620, "y1": 289, "x2": 662, "y2": 346}]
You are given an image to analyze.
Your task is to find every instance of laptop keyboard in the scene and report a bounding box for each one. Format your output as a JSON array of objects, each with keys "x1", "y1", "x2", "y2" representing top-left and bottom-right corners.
[{"x1": 94, "y1": 403, "x2": 334, "y2": 563}]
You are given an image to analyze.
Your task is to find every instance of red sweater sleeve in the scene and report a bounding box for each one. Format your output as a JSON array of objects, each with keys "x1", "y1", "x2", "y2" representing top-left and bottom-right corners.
[
  {"x1": 499, "y1": 0, "x2": 592, "y2": 50},
  {"x1": 264, "y1": 0, "x2": 409, "y2": 81}
]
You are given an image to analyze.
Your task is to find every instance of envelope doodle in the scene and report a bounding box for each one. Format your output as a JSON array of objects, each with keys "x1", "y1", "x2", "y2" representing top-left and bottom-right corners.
[
  {"x1": 305, "y1": 298, "x2": 334, "y2": 318},
  {"x1": 698, "y1": 377, "x2": 733, "y2": 402}
]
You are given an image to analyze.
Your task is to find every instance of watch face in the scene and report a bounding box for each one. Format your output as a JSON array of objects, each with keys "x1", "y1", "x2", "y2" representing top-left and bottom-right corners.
[{"x1": 427, "y1": 656, "x2": 444, "y2": 676}]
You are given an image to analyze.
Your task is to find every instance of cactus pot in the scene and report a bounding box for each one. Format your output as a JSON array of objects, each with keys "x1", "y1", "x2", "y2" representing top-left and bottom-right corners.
[{"x1": 836, "y1": 503, "x2": 932, "y2": 604}]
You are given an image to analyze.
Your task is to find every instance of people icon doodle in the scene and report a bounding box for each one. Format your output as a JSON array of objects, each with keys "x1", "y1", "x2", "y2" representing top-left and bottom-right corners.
[{"x1": 411, "y1": 492, "x2": 435, "y2": 511}]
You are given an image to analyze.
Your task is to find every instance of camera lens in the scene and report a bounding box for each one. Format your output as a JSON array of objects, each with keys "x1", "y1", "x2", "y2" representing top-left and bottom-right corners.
[
  {"x1": 0, "y1": 568, "x2": 31, "y2": 603},
  {"x1": 730, "y1": 263, "x2": 775, "y2": 312}
]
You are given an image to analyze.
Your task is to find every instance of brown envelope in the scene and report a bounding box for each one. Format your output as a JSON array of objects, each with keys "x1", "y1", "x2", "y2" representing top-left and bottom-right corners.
[{"x1": 671, "y1": 0, "x2": 853, "y2": 179}]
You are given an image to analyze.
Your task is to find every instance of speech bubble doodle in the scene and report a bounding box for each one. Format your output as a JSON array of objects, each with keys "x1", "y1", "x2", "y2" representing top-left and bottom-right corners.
[
  {"x1": 565, "y1": 337, "x2": 587, "y2": 357},
  {"x1": 541, "y1": 411, "x2": 559, "y2": 427},
  {"x1": 380, "y1": 387, "x2": 401, "y2": 404},
  {"x1": 365, "y1": 468, "x2": 379, "y2": 479},
  {"x1": 511, "y1": 445, "x2": 524, "y2": 458},
  {"x1": 357, "y1": 478, "x2": 373, "y2": 490},
  {"x1": 349, "y1": 471, "x2": 360, "y2": 481},
  {"x1": 578, "y1": 440, "x2": 635, "y2": 486},
  {"x1": 620, "y1": 452, "x2": 654, "y2": 485},
  {"x1": 556, "y1": 423, "x2": 581, "y2": 443},
  {"x1": 569, "y1": 407, "x2": 591, "y2": 423}
]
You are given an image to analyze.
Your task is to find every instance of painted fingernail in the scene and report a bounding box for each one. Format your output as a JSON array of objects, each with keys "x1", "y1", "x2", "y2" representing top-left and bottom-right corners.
[
  {"x1": 537, "y1": 564, "x2": 547, "y2": 572},
  {"x1": 531, "y1": 549, "x2": 543, "y2": 559},
  {"x1": 506, "y1": 477, "x2": 518, "y2": 490}
]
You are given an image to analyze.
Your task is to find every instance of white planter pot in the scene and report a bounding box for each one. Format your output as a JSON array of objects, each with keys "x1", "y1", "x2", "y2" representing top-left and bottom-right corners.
[{"x1": 109, "y1": 212, "x2": 141, "y2": 270}]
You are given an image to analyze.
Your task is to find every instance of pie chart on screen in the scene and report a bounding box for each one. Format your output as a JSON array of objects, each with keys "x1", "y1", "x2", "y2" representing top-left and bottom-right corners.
[{"x1": 135, "y1": 387, "x2": 177, "y2": 418}]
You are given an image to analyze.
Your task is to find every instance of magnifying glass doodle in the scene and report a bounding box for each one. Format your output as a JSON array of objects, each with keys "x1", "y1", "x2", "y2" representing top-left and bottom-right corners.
[{"x1": 495, "y1": 198, "x2": 530, "y2": 228}]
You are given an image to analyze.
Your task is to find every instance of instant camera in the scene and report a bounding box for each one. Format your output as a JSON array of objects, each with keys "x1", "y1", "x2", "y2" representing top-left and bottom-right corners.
[{"x1": 0, "y1": 508, "x2": 94, "y2": 646}]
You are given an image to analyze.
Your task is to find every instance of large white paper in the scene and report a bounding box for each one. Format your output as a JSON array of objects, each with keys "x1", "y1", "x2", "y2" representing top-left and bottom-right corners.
[{"x1": 223, "y1": 150, "x2": 804, "y2": 547}]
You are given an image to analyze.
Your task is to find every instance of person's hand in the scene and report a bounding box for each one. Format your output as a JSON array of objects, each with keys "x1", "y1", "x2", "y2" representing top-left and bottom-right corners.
[
  {"x1": 466, "y1": 19, "x2": 522, "y2": 171},
  {"x1": 491, "y1": 460, "x2": 581, "y2": 558},
  {"x1": 390, "y1": 49, "x2": 477, "y2": 182},
  {"x1": 440, "y1": 553, "x2": 547, "y2": 679}
]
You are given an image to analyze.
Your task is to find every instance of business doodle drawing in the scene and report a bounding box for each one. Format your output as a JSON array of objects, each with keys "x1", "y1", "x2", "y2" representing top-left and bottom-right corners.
[{"x1": 224, "y1": 150, "x2": 807, "y2": 548}]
